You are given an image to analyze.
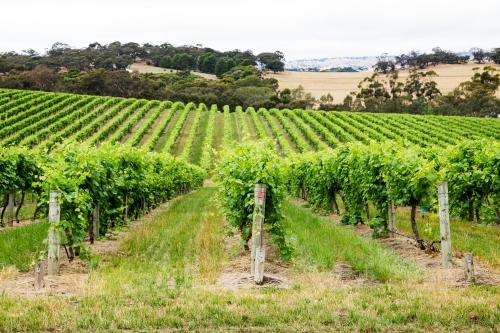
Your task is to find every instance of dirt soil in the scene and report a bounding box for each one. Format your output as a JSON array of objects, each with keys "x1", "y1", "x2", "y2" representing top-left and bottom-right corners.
[
  {"x1": 292, "y1": 198, "x2": 500, "y2": 287},
  {"x1": 0, "y1": 218, "x2": 42, "y2": 231},
  {"x1": 266, "y1": 62, "x2": 500, "y2": 102},
  {"x1": 215, "y1": 222, "x2": 377, "y2": 290},
  {"x1": 0, "y1": 201, "x2": 173, "y2": 298},
  {"x1": 216, "y1": 227, "x2": 292, "y2": 290},
  {"x1": 4, "y1": 196, "x2": 498, "y2": 298},
  {"x1": 355, "y1": 223, "x2": 500, "y2": 286}
]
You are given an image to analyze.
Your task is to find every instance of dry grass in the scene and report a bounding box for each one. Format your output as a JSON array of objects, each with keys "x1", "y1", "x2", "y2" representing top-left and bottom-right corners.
[
  {"x1": 266, "y1": 62, "x2": 500, "y2": 102},
  {"x1": 0, "y1": 266, "x2": 19, "y2": 282},
  {"x1": 129, "y1": 61, "x2": 218, "y2": 80},
  {"x1": 195, "y1": 202, "x2": 225, "y2": 283},
  {"x1": 2, "y1": 188, "x2": 500, "y2": 332}
]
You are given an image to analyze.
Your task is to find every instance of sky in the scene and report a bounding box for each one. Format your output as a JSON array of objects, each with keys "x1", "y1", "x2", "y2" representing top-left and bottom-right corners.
[{"x1": 1, "y1": 0, "x2": 499, "y2": 61}]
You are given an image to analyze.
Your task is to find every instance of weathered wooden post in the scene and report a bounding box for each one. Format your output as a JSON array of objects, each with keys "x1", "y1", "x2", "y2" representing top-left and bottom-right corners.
[
  {"x1": 251, "y1": 184, "x2": 266, "y2": 284},
  {"x1": 47, "y1": 190, "x2": 61, "y2": 275},
  {"x1": 438, "y1": 182, "x2": 452, "y2": 269},
  {"x1": 123, "y1": 196, "x2": 128, "y2": 225},
  {"x1": 7, "y1": 189, "x2": 14, "y2": 227},
  {"x1": 465, "y1": 253, "x2": 475, "y2": 282},
  {"x1": 388, "y1": 200, "x2": 396, "y2": 238},
  {"x1": 93, "y1": 203, "x2": 100, "y2": 243},
  {"x1": 34, "y1": 261, "x2": 44, "y2": 291}
]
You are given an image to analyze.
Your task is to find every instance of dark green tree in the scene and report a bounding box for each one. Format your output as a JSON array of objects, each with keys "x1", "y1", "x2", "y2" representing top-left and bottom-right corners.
[
  {"x1": 470, "y1": 48, "x2": 488, "y2": 64},
  {"x1": 214, "y1": 58, "x2": 229, "y2": 78},
  {"x1": 491, "y1": 48, "x2": 500, "y2": 64},
  {"x1": 257, "y1": 51, "x2": 285, "y2": 73},
  {"x1": 160, "y1": 56, "x2": 172, "y2": 68}
]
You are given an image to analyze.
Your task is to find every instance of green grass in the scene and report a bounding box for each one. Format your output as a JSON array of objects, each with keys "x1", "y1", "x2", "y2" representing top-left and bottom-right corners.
[
  {"x1": 212, "y1": 111, "x2": 224, "y2": 151},
  {"x1": 230, "y1": 112, "x2": 239, "y2": 142},
  {"x1": 154, "y1": 109, "x2": 181, "y2": 151},
  {"x1": 13, "y1": 201, "x2": 36, "y2": 220},
  {"x1": 283, "y1": 199, "x2": 423, "y2": 282},
  {"x1": 190, "y1": 111, "x2": 209, "y2": 165},
  {"x1": 0, "y1": 221, "x2": 48, "y2": 271},
  {"x1": 2, "y1": 188, "x2": 500, "y2": 332},
  {"x1": 395, "y1": 209, "x2": 500, "y2": 269},
  {"x1": 111, "y1": 186, "x2": 219, "y2": 286}
]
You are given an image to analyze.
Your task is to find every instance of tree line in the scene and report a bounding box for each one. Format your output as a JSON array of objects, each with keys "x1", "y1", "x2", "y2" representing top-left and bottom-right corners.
[
  {"x1": 0, "y1": 65, "x2": 310, "y2": 110},
  {"x1": 0, "y1": 41, "x2": 285, "y2": 76},
  {"x1": 373, "y1": 47, "x2": 500, "y2": 73},
  {"x1": 2, "y1": 42, "x2": 499, "y2": 116},
  {"x1": 0, "y1": 42, "x2": 295, "y2": 110}
]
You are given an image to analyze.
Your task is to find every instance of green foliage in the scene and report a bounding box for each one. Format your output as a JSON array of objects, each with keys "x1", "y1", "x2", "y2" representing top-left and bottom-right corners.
[
  {"x1": 234, "y1": 86, "x2": 275, "y2": 109},
  {"x1": 0, "y1": 146, "x2": 40, "y2": 194},
  {"x1": 257, "y1": 51, "x2": 285, "y2": 73},
  {"x1": 0, "y1": 221, "x2": 49, "y2": 271},
  {"x1": 159, "y1": 56, "x2": 172, "y2": 69},
  {"x1": 179, "y1": 104, "x2": 203, "y2": 161},
  {"x1": 198, "y1": 105, "x2": 217, "y2": 171},
  {"x1": 36, "y1": 142, "x2": 205, "y2": 258},
  {"x1": 198, "y1": 53, "x2": 217, "y2": 73},
  {"x1": 444, "y1": 139, "x2": 500, "y2": 224},
  {"x1": 350, "y1": 66, "x2": 500, "y2": 116},
  {"x1": 286, "y1": 141, "x2": 441, "y2": 238},
  {"x1": 215, "y1": 139, "x2": 292, "y2": 258}
]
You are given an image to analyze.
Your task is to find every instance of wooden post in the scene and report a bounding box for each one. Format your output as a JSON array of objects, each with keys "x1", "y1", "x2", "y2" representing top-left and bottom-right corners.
[
  {"x1": 34, "y1": 261, "x2": 44, "y2": 291},
  {"x1": 89, "y1": 212, "x2": 94, "y2": 245},
  {"x1": 465, "y1": 253, "x2": 475, "y2": 282},
  {"x1": 254, "y1": 248, "x2": 265, "y2": 284},
  {"x1": 93, "y1": 203, "x2": 100, "y2": 242},
  {"x1": 364, "y1": 202, "x2": 370, "y2": 221},
  {"x1": 47, "y1": 190, "x2": 61, "y2": 275},
  {"x1": 251, "y1": 184, "x2": 266, "y2": 284},
  {"x1": 123, "y1": 196, "x2": 128, "y2": 225},
  {"x1": 388, "y1": 200, "x2": 396, "y2": 238},
  {"x1": 438, "y1": 182, "x2": 452, "y2": 269},
  {"x1": 7, "y1": 189, "x2": 14, "y2": 227}
]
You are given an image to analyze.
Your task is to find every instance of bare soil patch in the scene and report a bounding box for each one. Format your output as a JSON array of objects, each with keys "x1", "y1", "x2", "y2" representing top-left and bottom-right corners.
[
  {"x1": 216, "y1": 227, "x2": 291, "y2": 290},
  {"x1": 0, "y1": 218, "x2": 42, "y2": 231},
  {"x1": 215, "y1": 222, "x2": 376, "y2": 290}
]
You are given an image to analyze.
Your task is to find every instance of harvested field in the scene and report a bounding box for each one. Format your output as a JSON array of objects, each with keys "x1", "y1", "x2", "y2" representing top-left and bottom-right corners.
[{"x1": 266, "y1": 63, "x2": 500, "y2": 102}]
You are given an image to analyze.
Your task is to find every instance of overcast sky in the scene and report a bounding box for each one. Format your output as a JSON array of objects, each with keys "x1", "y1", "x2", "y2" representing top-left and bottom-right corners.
[{"x1": 1, "y1": 0, "x2": 499, "y2": 60}]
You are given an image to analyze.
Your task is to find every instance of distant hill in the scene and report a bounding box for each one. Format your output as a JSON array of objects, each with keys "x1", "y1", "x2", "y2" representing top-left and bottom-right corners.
[
  {"x1": 285, "y1": 56, "x2": 381, "y2": 72},
  {"x1": 286, "y1": 51, "x2": 474, "y2": 72}
]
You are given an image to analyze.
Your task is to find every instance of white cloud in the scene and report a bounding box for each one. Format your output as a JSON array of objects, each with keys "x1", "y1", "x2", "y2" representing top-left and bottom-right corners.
[{"x1": 1, "y1": 0, "x2": 499, "y2": 60}]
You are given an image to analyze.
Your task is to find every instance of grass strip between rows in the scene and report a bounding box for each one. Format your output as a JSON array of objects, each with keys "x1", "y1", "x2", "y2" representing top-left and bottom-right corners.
[
  {"x1": 283, "y1": 199, "x2": 423, "y2": 282},
  {"x1": 0, "y1": 221, "x2": 49, "y2": 272}
]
